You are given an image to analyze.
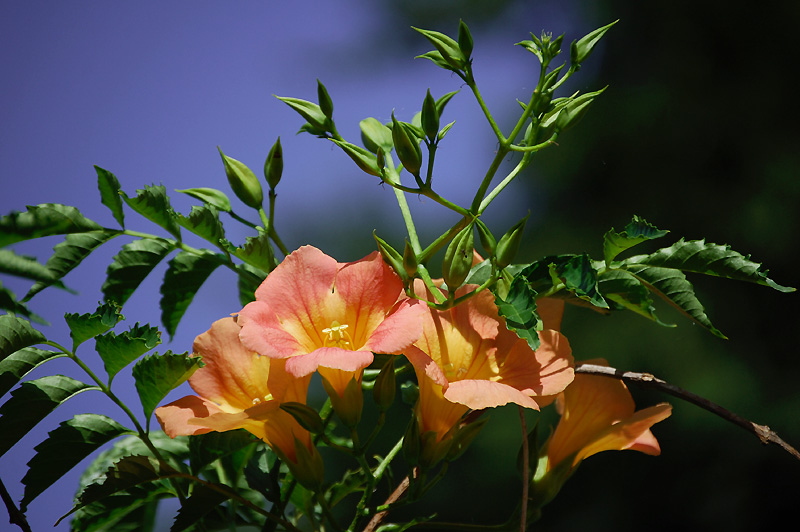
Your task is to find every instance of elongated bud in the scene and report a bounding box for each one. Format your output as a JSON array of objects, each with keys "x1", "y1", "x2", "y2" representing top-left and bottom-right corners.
[
  {"x1": 421, "y1": 89, "x2": 440, "y2": 143},
  {"x1": 496, "y1": 213, "x2": 529, "y2": 269},
  {"x1": 403, "y1": 239, "x2": 418, "y2": 278},
  {"x1": 391, "y1": 113, "x2": 422, "y2": 176},
  {"x1": 402, "y1": 417, "x2": 421, "y2": 467},
  {"x1": 332, "y1": 139, "x2": 382, "y2": 177},
  {"x1": 457, "y1": 19, "x2": 474, "y2": 61},
  {"x1": 288, "y1": 437, "x2": 325, "y2": 491},
  {"x1": 317, "y1": 79, "x2": 334, "y2": 120},
  {"x1": 373, "y1": 232, "x2": 408, "y2": 281},
  {"x1": 217, "y1": 147, "x2": 263, "y2": 209},
  {"x1": 372, "y1": 358, "x2": 396, "y2": 411},
  {"x1": 280, "y1": 402, "x2": 324, "y2": 435},
  {"x1": 442, "y1": 222, "x2": 474, "y2": 289},
  {"x1": 264, "y1": 137, "x2": 283, "y2": 189},
  {"x1": 321, "y1": 375, "x2": 363, "y2": 429},
  {"x1": 475, "y1": 219, "x2": 496, "y2": 257}
]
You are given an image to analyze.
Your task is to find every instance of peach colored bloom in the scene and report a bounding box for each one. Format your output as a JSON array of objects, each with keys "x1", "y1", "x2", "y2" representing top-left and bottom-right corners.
[
  {"x1": 155, "y1": 317, "x2": 312, "y2": 463},
  {"x1": 406, "y1": 284, "x2": 574, "y2": 442},
  {"x1": 544, "y1": 358, "x2": 672, "y2": 470},
  {"x1": 237, "y1": 246, "x2": 424, "y2": 397}
]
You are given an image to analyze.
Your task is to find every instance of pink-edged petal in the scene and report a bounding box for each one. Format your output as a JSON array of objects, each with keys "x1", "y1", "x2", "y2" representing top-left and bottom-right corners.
[
  {"x1": 405, "y1": 345, "x2": 449, "y2": 389},
  {"x1": 285, "y1": 347, "x2": 374, "y2": 378},
  {"x1": 188, "y1": 318, "x2": 275, "y2": 411},
  {"x1": 496, "y1": 329, "x2": 574, "y2": 398},
  {"x1": 238, "y1": 301, "x2": 309, "y2": 358},
  {"x1": 155, "y1": 395, "x2": 223, "y2": 437},
  {"x1": 444, "y1": 379, "x2": 540, "y2": 410},
  {"x1": 362, "y1": 299, "x2": 425, "y2": 354}
]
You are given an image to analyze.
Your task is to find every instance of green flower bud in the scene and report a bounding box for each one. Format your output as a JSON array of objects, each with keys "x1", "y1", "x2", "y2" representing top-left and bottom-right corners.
[
  {"x1": 421, "y1": 89, "x2": 440, "y2": 143},
  {"x1": 317, "y1": 79, "x2": 334, "y2": 120},
  {"x1": 475, "y1": 219, "x2": 497, "y2": 257},
  {"x1": 217, "y1": 147, "x2": 263, "y2": 209},
  {"x1": 391, "y1": 113, "x2": 423, "y2": 176},
  {"x1": 413, "y1": 26, "x2": 468, "y2": 70},
  {"x1": 264, "y1": 137, "x2": 283, "y2": 190},
  {"x1": 280, "y1": 401, "x2": 324, "y2": 435},
  {"x1": 332, "y1": 139, "x2": 382, "y2": 177},
  {"x1": 496, "y1": 213, "x2": 529, "y2": 269},
  {"x1": 442, "y1": 222, "x2": 474, "y2": 290},
  {"x1": 373, "y1": 232, "x2": 408, "y2": 281},
  {"x1": 276, "y1": 95, "x2": 328, "y2": 132},
  {"x1": 457, "y1": 19, "x2": 474, "y2": 61},
  {"x1": 360, "y1": 117, "x2": 394, "y2": 154},
  {"x1": 403, "y1": 239, "x2": 418, "y2": 278},
  {"x1": 321, "y1": 375, "x2": 363, "y2": 429},
  {"x1": 402, "y1": 417, "x2": 421, "y2": 467},
  {"x1": 570, "y1": 20, "x2": 617, "y2": 68},
  {"x1": 372, "y1": 358, "x2": 396, "y2": 412},
  {"x1": 288, "y1": 437, "x2": 325, "y2": 491}
]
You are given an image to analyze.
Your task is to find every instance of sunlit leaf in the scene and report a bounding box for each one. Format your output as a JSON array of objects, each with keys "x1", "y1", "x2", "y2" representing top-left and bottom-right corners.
[
  {"x1": 131, "y1": 351, "x2": 203, "y2": 427},
  {"x1": 102, "y1": 238, "x2": 175, "y2": 305},
  {"x1": 175, "y1": 187, "x2": 232, "y2": 212},
  {"x1": 21, "y1": 414, "x2": 131, "y2": 510},
  {"x1": 0, "y1": 375, "x2": 98, "y2": 457},
  {"x1": 494, "y1": 274, "x2": 541, "y2": 350},
  {"x1": 120, "y1": 185, "x2": 181, "y2": 241},
  {"x1": 0, "y1": 346, "x2": 65, "y2": 398},
  {"x1": 160, "y1": 251, "x2": 224, "y2": 338},
  {"x1": 176, "y1": 205, "x2": 225, "y2": 244},
  {"x1": 24, "y1": 230, "x2": 119, "y2": 300},
  {"x1": 598, "y1": 268, "x2": 673, "y2": 326},
  {"x1": 0, "y1": 314, "x2": 47, "y2": 364},
  {"x1": 603, "y1": 215, "x2": 669, "y2": 265},
  {"x1": 95, "y1": 166, "x2": 125, "y2": 228},
  {"x1": 95, "y1": 323, "x2": 162, "y2": 383},
  {"x1": 0, "y1": 204, "x2": 103, "y2": 248},
  {"x1": 64, "y1": 302, "x2": 125, "y2": 351}
]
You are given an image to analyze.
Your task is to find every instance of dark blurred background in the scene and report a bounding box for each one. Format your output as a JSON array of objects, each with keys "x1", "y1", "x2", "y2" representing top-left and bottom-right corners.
[{"x1": 2, "y1": 1, "x2": 798, "y2": 530}]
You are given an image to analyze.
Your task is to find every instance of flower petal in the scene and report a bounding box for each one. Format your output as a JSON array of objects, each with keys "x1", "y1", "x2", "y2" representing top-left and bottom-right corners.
[
  {"x1": 444, "y1": 379, "x2": 540, "y2": 410},
  {"x1": 155, "y1": 395, "x2": 223, "y2": 437},
  {"x1": 285, "y1": 347, "x2": 374, "y2": 377}
]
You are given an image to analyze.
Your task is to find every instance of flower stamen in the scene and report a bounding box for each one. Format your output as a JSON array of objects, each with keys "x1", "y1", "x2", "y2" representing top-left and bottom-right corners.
[{"x1": 322, "y1": 321, "x2": 354, "y2": 349}]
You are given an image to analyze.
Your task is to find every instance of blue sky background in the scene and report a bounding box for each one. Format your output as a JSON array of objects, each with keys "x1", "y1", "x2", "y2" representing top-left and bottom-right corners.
[{"x1": 3, "y1": 1, "x2": 799, "y2": 531}]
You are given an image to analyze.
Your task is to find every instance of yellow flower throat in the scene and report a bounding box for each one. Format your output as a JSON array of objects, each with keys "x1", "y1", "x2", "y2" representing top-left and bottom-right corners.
[{"x1": 322, "y1": 321, "x2": 353, "y2": 349}]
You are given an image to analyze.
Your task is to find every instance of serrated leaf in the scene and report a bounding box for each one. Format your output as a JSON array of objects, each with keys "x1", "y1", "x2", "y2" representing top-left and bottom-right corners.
[
  {"x1": 65, "y1": 302, "x2": 125, "y2": 351},
  {"x1": 243, "y1": 449, "x2": 280, "y2": 502},
  {"x1": 71, "y1": 494, "x2": 164, "y2": 532},
  {"x1": 235, "y1": 262, "x2": 267, "y2": 306},
  {"x1": 59, "y1": 455, "x2": 180, "y2": 525},
  {"x1": 0, "y1": 346, "x2": 65, "y2": 398},
  {"x1": 0, "y1": 314, "x2": 47, "y2": 364},
  {"x1": 175, "y1": 187, "x2": 232, "y2": 212},
  {"x1": 102, "y1": 238, "x2": 175, "y2": 305},
  {"x1": 120, "y1": 185, "x2": 181, "y2": 241},
  {"x1": 21, "y1": 414, "x2": 131, "y2": 509},
  {"x1": 232, "y1": 232, "x2": 276, "y2": 273},
  {"x1": 528, "y1": 254, "x2": 608, "y2": 309},
  {"x1": 132, "y1": 351, "x2": 203, "y2": 427},
  {"x1": 625, "y1": 238, "x2": 795, "y2": 292},
  {"x1": 0, "y1": 282, "x2": 47, "y2": 324},
  {"x1": 95, "y1": 166, "x2": 125, "y2": 228},
  {"x1": 96, "y1": 323, "x2": 162, "y2": 383},
  {"x1": 598, "y1": 269, "x2": 673, "y2": 327},
  {"x1": 160, "y1": 251, "x2": 224, "y2": 338},
  {"x1": 0, "y1": 203, "x2": 103, "y2": 248},
  {"x1": 24, "y1": 230, "x2": 119, "y2": 301},
  {"x1": 188, "y1": 430, "x2": 257, "y2": 475},
  {"x1": 603, "y1": 215, "x2": 669, "y2": 265},
  {"x1": 624, "y1": 263, "x2": 726, "y2": 338},
  {"x1": 176, "y1": 205, "x2": 225, "y2": 244},
  {"x1": 0, "y1": 375, "x2": 98, "y2": 457},
  {"x1": 171, "y1": 483, "x2": 233, "y2": 532},
  {"x1": 494, "y1": 275, "x2": 541, "y2": 350},
  {"x1": 0, "y1": 248, "x2": 63, "y2": 285}
]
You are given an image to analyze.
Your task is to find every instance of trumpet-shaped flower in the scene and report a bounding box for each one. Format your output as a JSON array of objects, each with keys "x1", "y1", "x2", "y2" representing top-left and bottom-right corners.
[
  {"x1": 237, "y1": 245, "x2": 424, "y2": 397},
  {"x1": 543, "y1": 358, "x2": 672, "y2": 470},
  {"x1": 406, "y1": 284, "x2": 574, "y2": 442},
  {"x1": 155, "y1": 317, "x2": 312, "y2": 463}
]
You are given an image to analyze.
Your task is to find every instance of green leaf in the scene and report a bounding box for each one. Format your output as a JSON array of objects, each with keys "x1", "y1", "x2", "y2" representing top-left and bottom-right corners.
[
  {"x1": 412, "y1": 26, "x2": 467, "y2": 70},
  {"x1": 0, "y1": 249, "x2": 64, "y2": 285},
  {"x1": 175, "y1": 187, "x2": 232, "y2": 212},
  {"x1": 232, "y1": 233, "x2": 275, "y2": 273},
  {"x1": 160, "y1": 251, "x2": 224, "y2": 338},
  {"x1": 360, "y1": 117, "x2": 394, "y2": 153},
  {"x1": 0, "y1": 203, "x2": 103, "y2": 248},
  {"x1": 275, "y1": 96, "x2": 328, "y2": 131},
  {"x1": 0, "y1": 375, "x2": 98, "y2": 457},
  {"x1": 71, "y1": 494, "x2": 164, "y2": 532},
  {"x1": 0, "y1": 314, "x2": 47, "y2": 364},
  {"x1": 171, "y1": 484, "x2": 233, "y2": 532},
  {"x1": 570, "y1": 20, "x2": 618, "y2": 67},
  {"x1": 0, "y1": 282, "x2": 47, "y2": 324},
  {"x1": 494, "y1": 275, "x2": 541, "y2": 350},
  {"x1": 598, "y1": 268, "x2": 673, "y2": 327},
  {"x1": 64, "y1": 302, "x2": 125, "y2": 351},
  {"x1": 95, "y1": 323, "x2": 162, "y2": 383},
  {"x1": 0, "y1": 346, "x2": 65, "y2": 398},
  {"x1": 95, "y1": 166, "x2": 125, "y2": 228},
  {"x1": 59, "y1": 455, "x2": 180, "y2": 526},
  {"x1": 603, "y1": 215, "x2": 669, "y2": 265},
  {"x1": 525, "y1": 254, "x2": 608, "y2": 309},
  {"x1": 21, "y1": 414, "x2": 131, "y2": 509},
  {"x1": 235, "y1": 262, "x2": 267, "y2": 306},
  {"x1": 102, "y1": 238, "x2": 175, "y2": 305},
  {"x1": 120, "y1": 185, "x2": 182, "y2": 240},
  {"x1": 624, "y1": 263, "x2": 726, "y2": 338},
  {"x1": 131, "y1": 351, "x2": 203, "y2": 427},
  {"x1": 624, "y1": 238, "x2": 795, "y2": 292},
  {"x1": 188, "y1": 431, "x2": 257, "y2": 475},
  {"x1": 176, "y1": 205, "x2": 226, "y2": 244},
  {"x1": 415, "y1": 50, "x2": 455, "y2": 71},
  {"x1": 24, "y1": 230, "x2": 119, "y2": 300}
]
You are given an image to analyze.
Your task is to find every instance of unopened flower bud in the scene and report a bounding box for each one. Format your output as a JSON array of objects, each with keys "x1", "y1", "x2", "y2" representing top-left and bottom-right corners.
[
  {"x1": 496, "y1": 213, "x2": 529, "y2": 269},
  {"x1": 280, "y1": 402, "x2": 324, "y2": 435},
  {"x1": 218, "y1": 147, "x2": 263, "y2": 209},
  {"x1": 421, "y1": 89, "x2": 440, "y2": 143},
  {"x1": 264, "y1": 137, "x2": 283, "y2": 190},
  {"x1": 391, "y1": 113, "x2": 422, "y2": 176},
  {"x1": 288, "y1": 436, "x2": 324, "y2": 491},
  {"x1": 373, "y1": 232, "x2": 408, "y2": 282},
  {"x1": 475, "y1": 219, "x2": 497, "y2": 257},
  {"x1": 403, "y1": 239, "x2": 418, "y2": 278},
  {"x1": 442, "y1": 222, "x2": 474, "y2": 289},
  {"x1": 321, "y1": 375, "x2": 363, "y2": 429},
  {"x1": 372, "y1": 358, "x2": 396, "y2": 411},
  {"x1": 445, "y1": 417, "x2": 488, "y2": 461}
]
